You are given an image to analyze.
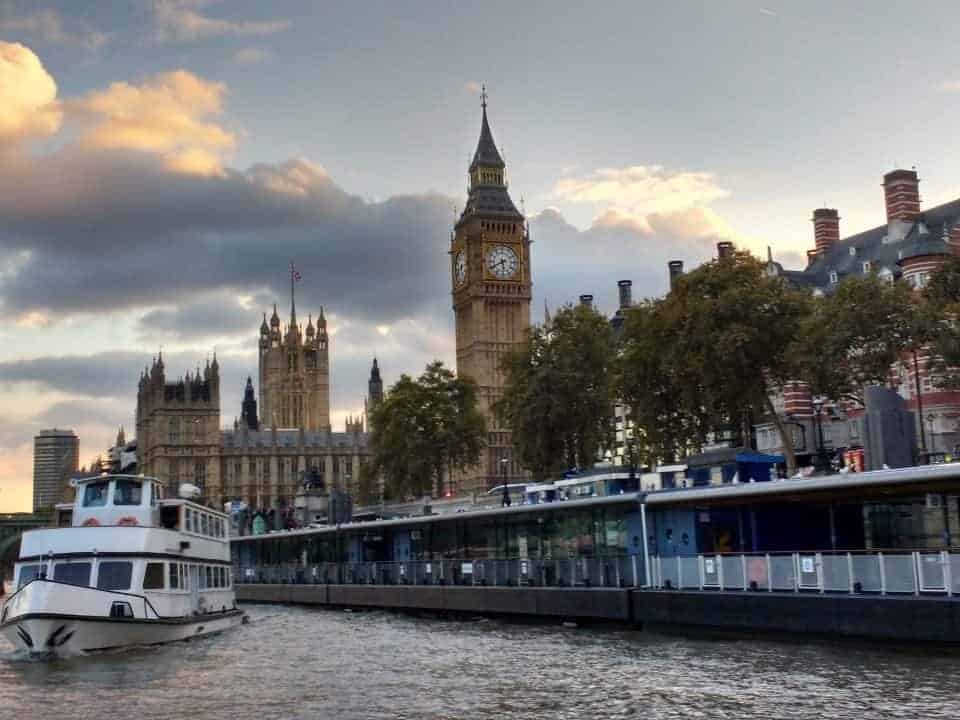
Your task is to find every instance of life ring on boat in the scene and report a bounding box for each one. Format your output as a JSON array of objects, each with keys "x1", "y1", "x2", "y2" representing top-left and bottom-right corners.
[
  {"x1": 117, "y1": 516, "x2": 139, "y2": 527},
  {"x1": 82, "y1": 518, "x2": 100, "y2": 527}
]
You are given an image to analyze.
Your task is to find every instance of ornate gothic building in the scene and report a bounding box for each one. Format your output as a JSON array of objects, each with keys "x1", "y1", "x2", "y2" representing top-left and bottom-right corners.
[
  {"x1": 258, "y1": 300, "x2": 330, "y2": 431},
  {"x1": 136, "y1": 297, "x2": 381, "y2": 511},
  {"x1": 451, "y1": 91, "x2": 532, "y2": 493}
]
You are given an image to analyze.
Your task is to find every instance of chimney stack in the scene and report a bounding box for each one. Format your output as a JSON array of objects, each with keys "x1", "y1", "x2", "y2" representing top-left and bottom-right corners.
[
  {"x1": 617, "y1": 280, "x2": 632, "y2": 310},
  {"x1": 579, "y1": 294, "x2": 593, "y2": 310},
  {"x1": 668, "y1": 260, "x2": 684, "y2": 289},
  {"x1": 717, "y1": 241, "x2": 735, "y2": 259},
  {"x1": 883, "y1": 169, "x2": 921, "y2": 224},
  {"x1": 812, "y1": 208, "x2": 840, "y2": 255}
]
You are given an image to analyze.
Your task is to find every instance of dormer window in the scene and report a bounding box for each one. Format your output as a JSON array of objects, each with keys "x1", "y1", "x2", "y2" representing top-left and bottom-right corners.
[
  {"x1": 849, "y1": 247, "x2": 857, "y2": 257},
  {"x1": 829, "y1": 271, "x2": 838, "y2": 284},
  {"x1": 862, "y1": 261, "x2": 872, "y2": 274}
]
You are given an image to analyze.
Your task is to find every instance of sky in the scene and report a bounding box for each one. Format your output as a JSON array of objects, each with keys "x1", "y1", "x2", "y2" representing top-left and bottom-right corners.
[{"x1": 2, "y1": 0, "x2": 960, "y2": 511}]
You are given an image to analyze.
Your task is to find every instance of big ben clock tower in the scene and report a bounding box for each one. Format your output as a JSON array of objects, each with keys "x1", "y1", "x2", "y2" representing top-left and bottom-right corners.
[{"x1": 451, "y1": 89, "x2": 531, "y2": 494}]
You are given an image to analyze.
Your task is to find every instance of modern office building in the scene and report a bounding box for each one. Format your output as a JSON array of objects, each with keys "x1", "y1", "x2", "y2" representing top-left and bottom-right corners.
[{"x1": 32, "y1": 429, "x2": 79, "y2": 512}]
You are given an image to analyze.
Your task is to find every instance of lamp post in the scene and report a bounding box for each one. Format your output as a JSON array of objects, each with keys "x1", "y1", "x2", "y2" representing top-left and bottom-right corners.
[
  {"x1": 500, "y1": 456, "x2": 511, "y2": 507},
  {"x1": 813, "y1": 398, "x2": 829, "y2": 474},
  {"x1": 927, "y1": 414, "x2": 936, "y2": 457}
]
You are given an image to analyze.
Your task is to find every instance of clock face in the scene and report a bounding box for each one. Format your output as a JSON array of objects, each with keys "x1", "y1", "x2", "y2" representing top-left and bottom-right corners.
[
  {"x1": 454, "y1": 250, "x2": 467, "y2": 285},
  {"x1": 486, "y1": 245, "x2": 519, "y2": 280}
]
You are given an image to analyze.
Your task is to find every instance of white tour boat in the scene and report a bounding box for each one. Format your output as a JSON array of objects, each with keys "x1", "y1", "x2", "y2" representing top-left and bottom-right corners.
[{"x1": 1, "y1": 474, "x2": 244, "y2": 656}]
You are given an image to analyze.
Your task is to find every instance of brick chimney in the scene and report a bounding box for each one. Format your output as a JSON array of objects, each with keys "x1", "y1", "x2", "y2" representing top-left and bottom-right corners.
[
  {"x1": 717, "y1": 241, "x2": 735, "y2": 259},
  {"x1": 812, "y1": 208, "x2": 840, "y2": 255},
  {"x1": 883, "y1": 169, "x2": 921, "y2": 223},
  {"x1": 617, "y1": 280, "x2": 632, "y2": 310},
  {"x1": 579, "y1": 294, "x2": 593, "y2": 310},
  {"x1": 668, "y1": 260, "x2": 684, "y2": 289}
]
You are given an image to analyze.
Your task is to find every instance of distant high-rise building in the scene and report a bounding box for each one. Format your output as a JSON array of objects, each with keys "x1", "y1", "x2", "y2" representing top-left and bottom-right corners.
[{"x1": 33, "y1": 429, "x2": 79, "y2": 511}]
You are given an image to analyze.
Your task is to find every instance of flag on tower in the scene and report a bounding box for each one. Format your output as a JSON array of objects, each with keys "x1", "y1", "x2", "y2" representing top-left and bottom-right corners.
[{"x1": 290, "y1": 262, "x2": 302, "y2": 281}]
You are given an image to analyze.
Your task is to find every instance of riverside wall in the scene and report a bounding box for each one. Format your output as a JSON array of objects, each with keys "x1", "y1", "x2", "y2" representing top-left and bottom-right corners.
[{"x1": 236, "y1": 584, "x2": 960, "y2": 642}]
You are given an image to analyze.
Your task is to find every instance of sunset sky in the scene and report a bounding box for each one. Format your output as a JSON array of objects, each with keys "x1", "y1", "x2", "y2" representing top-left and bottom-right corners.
[{"x1": 2, "y1": 0, "x2": 960, "y2": 510}]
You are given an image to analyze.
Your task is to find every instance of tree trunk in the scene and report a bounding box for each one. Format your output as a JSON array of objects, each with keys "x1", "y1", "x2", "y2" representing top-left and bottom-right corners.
[{"x1": 765, "y1": 392, "x2": 798, "y2": 477}]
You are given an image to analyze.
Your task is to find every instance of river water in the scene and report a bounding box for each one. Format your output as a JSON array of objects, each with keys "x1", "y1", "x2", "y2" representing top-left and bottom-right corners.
[{"x1": 2, "y1": 604, "x2": 960, "y2": 719}]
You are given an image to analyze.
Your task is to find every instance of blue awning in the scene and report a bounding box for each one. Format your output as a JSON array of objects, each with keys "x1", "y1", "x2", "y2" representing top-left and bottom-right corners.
[{"x1": 736, "y1": 452, "x2": 785, "y2": 464}]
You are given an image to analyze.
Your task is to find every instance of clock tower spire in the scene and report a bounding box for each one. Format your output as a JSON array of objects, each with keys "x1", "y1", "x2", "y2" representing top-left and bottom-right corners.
[{"x1": 450, "y1": 90, "x2": 531, "y2": 495}]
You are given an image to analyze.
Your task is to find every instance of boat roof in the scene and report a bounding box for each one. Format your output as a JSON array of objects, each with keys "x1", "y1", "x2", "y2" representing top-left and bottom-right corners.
[{"x1": 69, "y1": 473, "x2": 154, "y2": 487}]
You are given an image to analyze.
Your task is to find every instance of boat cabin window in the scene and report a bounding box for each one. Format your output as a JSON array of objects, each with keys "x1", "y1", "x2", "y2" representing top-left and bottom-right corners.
[
  {"x1": 17, "y1": 564, "x2": 44, "y2": 589},
  {"x1": 97, "y1": 561, "x2": 133, "y2": 591},
  {"x1": 201, "y1": 514, "x2": 209, "y2": 536},
  {"x1": 53, "y1": 562, "x2": 91, "y2": 587},
  {"x1": 114, "y1": 479, "x2": 143, "y2": 506},
  {"x1": 143, "y1": 562, "x2": 165, "y2": 590},
  {"x1": 83, "y1": 481, "x2": 109, "y2": 507}
]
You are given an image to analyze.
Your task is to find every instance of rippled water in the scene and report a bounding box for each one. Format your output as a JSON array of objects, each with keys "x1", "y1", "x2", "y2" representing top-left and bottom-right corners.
[{"x1": 3, "y1": 605, "x2": 960, "y2": 719}]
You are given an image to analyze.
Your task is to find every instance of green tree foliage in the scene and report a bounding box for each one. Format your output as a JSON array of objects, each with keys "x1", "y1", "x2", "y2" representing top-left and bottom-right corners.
[
  {"x1": 790, "y1": 274, "x2": 918, "y2": 401},
  {"x1": 920, "y1": 256, "x2": 960, "y2": 387},
  {"x1": 496, "y1": 303, "x2": 615, "y2": 480},
  {"x1": 618, "y1": 251, "x2": 810, "y2": 474},
  {"x1": 368, "y1": 361, "x2": 485, "y2": 499}
]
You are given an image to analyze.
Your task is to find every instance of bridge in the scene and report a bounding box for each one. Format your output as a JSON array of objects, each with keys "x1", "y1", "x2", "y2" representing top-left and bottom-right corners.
[{"x1": 1, "y1": 513, "x2": 46, "y2": 579}]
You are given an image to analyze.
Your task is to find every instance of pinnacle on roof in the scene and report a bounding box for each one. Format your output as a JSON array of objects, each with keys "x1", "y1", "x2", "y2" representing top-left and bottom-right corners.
[
  {"x1": 469, "y1": 85, "x2": 505, "y2": 171},
  {"x1": 270, "y1": 303, "x2": 280, "y2": 326}
]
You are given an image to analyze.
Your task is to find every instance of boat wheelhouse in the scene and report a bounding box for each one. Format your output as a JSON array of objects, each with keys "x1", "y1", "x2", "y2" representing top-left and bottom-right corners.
[{"x1": 1, "y1": 474, "x2": 243, "y2": 656}]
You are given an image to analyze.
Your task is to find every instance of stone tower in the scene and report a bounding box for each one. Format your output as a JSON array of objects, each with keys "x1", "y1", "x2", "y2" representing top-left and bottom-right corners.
[
  {"x1": 451, "y1": 89, "x2": 531, "y2": 493},
  {"x1": 135, "y1": 353, "x2": 222, "y2": 502},
  {"x1": 258, "y1": 287, "x2": 330, "y2": 431},
  {"x1": 241, "y1": 376, "x2": 259, "y2": 431},
  {"x1": 367, "y1": 357, "x2": 384, "y2": 409}
]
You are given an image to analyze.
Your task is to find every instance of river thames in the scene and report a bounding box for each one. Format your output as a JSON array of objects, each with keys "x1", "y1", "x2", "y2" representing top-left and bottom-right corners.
[{"x1": 2, "y1": 604, "x2": 960, "y2": 719}]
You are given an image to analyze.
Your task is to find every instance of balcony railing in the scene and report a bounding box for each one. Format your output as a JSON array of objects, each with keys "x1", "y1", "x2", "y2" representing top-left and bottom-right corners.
[
  {"x1": 235, "y1": 556, "x2": 645, "y2": 588},
  {"x1": 650, "y1": 551, "x2": 960, "y2": 596},
  {"x1": 235, "y1": 551, "x2": 960, "y2": 596}
]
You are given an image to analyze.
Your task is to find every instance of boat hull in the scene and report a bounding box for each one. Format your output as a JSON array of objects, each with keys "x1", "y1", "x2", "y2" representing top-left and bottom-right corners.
[
  {"x1": 1, "y1": 579, "x2": 243, "y2": 656},
  {"x1": 2, "y1": 610, "x2": 244, "y2": 656}
]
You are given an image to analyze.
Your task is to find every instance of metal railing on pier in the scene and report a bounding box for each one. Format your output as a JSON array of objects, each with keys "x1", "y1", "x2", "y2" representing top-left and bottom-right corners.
[
  {"x1": 235, "y1": 556, "x2": 645, "y2": 589},
  {"x1": 650, "y1": 551, "x2": 960, "y2": 596}
]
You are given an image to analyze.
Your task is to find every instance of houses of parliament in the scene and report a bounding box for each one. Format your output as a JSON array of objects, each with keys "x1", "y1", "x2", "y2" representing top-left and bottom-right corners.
[
  {"x1": 135, "y1": 295, "x2": 382, "y2": 510},
  {"x1": 136, "y1": 92, "x2": 531, "y2": 505}
]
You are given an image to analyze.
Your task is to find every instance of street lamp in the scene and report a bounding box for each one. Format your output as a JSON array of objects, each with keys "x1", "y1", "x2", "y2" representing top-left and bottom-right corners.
[
  {"x1": 927, "y1": 414, "x2": 936, "y2": 457},
  {"x1": 813, "y1": 398, "x2": 829, "y2": 474},
  {"x1": 500, "y1": 456, "x2": 511, "y2": 507}
]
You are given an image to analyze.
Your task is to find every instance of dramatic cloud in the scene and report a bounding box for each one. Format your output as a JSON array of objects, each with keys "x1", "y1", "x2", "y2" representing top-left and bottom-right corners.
[
  {"x1": 68, "y1": 69, "x2": 234, "y2": 175},
  {"x1": 551, "y1": 165, "x2": 730, "y2": 216},
  {"x1": 153, "y1": 1, "x2": 291, "y2": 42},
  {"x1": 0, "y1": 9, "x2": 110, "y2": 51},
  {"x1": 233, "y1": 48, "x2": 271, "y2": 65},
  {"x1": 137, "y1": 291, "x2": 272, "y2": 342},
  {"x1": 0, "y1": 41, "x2": 62, "y2": 141}
]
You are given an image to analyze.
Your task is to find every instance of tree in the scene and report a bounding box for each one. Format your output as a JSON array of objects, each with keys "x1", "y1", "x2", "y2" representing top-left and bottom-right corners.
[
  {"x1": 368, "y1": 362, "x2": 485, "y2": 499},
  {"x1": 921, "y1": 257, "x2": 960, "y2": 387},
  {"x1": 618, "y1": 251, "x2": 811, "y2": 475},
  {"x1": 790, "y1": 274, "x2": 918, "y2": 402},
  {"x1": 497, "y1": 303, "x2": 615, "y2": 480}
]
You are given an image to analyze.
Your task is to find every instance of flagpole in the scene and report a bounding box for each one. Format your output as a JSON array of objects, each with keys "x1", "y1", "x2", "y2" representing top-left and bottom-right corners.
[{"x1": 290, "y1": 261, "x2": 296, "y2": 320}]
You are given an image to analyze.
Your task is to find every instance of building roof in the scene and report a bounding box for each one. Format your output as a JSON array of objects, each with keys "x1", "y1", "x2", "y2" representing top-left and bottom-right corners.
[
  {"x1": 221, "y1": 428, "x2": 368, "y2": 449},
  {"x1": 469, "y1": 102, "x2": 505, "y2": 171},
  {"x1": 783, "y1": 197, "x2": 960, "y2": 291}
]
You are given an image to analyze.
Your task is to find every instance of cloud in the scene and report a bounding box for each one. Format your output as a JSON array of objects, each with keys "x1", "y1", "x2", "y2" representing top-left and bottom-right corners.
[
  {"x1": 68, "y1": 69, "x2": 234, "y2": 175},
  {"x1": 0, "y1": 9, "x2": 110, "y2": 51},
  {"x1": 137, "y1": 291, "x2": 271, "y2": 342},
  {"x1": 940, "y1": 80, "x2": 960, "y2": 93},
  {"x1": 464, "y1": 81, "x2": 482, "y2": 94},
  {"x1": 758, "y1": 8, "x2": 777, "y2": 16},
  {"x1": 153, "y1": 0, "x2": 291, "y2": 42},
  {"x1": 233, "y1": 48, "x2": 271, "y2": 65},
  {"x1": 551, "y1": 164, "x2": 730, "y2": 216},
  {"x1": 0, "y1": 41, "x2": 62, "y2": 142}
]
